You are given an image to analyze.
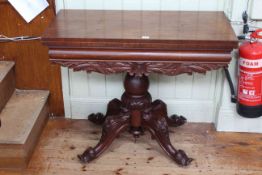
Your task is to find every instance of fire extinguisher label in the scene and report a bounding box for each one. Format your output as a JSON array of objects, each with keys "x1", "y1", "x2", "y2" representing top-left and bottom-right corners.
[
  {"x1": 238, "y1": 57, "x2": 262, "y2": 106},
  {"x1": 239, "y1": 58, "x2": 262, "y2": 68}
]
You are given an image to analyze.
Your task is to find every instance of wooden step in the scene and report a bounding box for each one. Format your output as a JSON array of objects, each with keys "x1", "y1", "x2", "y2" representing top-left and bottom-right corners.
[
  {"x1": 0, "y1": 61, "x2": 15, "y2": 113},
  {"x1": 0, "y1": 90, "x2": 49, "y2": 170}
]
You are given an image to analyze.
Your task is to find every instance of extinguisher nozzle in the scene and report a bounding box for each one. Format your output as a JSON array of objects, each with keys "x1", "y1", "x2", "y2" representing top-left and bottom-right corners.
[{"x1": 238, "y1": 35, "x2": 246, "y2": 40}]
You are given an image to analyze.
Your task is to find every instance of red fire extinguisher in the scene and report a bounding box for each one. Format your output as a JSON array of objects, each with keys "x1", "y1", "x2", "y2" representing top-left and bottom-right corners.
[{"x1": 237, "y1": 29, "x2": 262, "y2": 118}]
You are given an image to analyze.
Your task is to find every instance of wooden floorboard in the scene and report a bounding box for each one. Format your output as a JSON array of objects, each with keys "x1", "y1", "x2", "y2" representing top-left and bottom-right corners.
[{"x1": 0, "y1": 119, "x2": 261, "y2": 175}]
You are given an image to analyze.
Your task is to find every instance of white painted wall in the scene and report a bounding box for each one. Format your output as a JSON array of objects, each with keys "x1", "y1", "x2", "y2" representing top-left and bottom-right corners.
[
  {"x1": 62, "y1": 69, "x2": 219, "y2": 122},
  {"x1": 215, "y1": 0, "x2": 262, "y2": 133},
  {"x1": 55, "y1": 0, "x2": 226, "y2": 12},
  {"x1": 55, "y1": 0, "x2": 262, "y2": 132}
]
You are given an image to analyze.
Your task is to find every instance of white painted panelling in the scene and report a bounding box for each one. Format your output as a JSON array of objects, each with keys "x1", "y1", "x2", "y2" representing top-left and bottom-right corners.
[
  {"x1": 158, "y1": 75, "x2": 176, "y2": 98},
  {"x1": 208, "y1": 71, "x2": 219, "y2": 100},
  {"x1": 69, "y1": 70, "x2": 89, "y2": 98},
  {"x1": 61, "y1": 67, "x2": 71, "y2": 118},
  {"x1": 180, "y1": 0, "x2": 199, "y2": 11},
  {"x1": 160, "y1": 0, "x2": 180, "y2": 11},
  {"x1": 57, "y1": 0, "x2": 227, "y2": 11},
  {"x1": 105, "y1": 74, "x2": 124, "y2": 98},
  {"x1": 230, "y1": 0, "x2": 247, "y2": 21},
  {"x1": 123, "y1": 0, "x2": 142, "y2": 10},
  {"x1": 213, "y1": 69, "x2": 224, "y2": 124},
  {"x1": 148, "y1": 74, "x2": 159, "y2": 99},
  {"x1": 81, "y1": 0, "x2": 104, "y2": 9},
  {"x1": 191, "y1": 71, "x2": 217, "y2": 100},
  {"x1": 223, "y1": 0, "x2": 233, "y2": 19},
  {"x1": 165, "y1": 99, "x2": 215, "y2": 122},
  {"x1": 175, "y1": 74, "x2": 193, "y2": 99},
  {"x1": 104, "y1": 0, "x2": 122, "y2": 10},
  {"x1": 142, "y1": 0, "x2": 161, "y2": 10},
  {"x1": 55, "y1": 0, "x2": 64, "y2": 13},
  {"x1": 63, "y1": 0, "x2": 85, "y2": 9},
  {"x1": 216, "y1": 105, "x2": 262, "y2": 133},
  {"x1": 88, "y1": 73, "x2": 106, "y2": 97},
  {"x1": 250, "y1": 0, "x2": 262, "y2": 20},
  {"x1": 71, "y1": 99, "x2": 108, "y2": 118},
  {"x1": 199, "y1": 0, "x2": 218, "y2": 11},
  {"x1": 64, "y1": 70, "x2": 219, "y2": 122},
  {"x1": 192, "y1": 72, "x2": 212, "y2": 100},
  {"x1": 217, "y1": 0, "x2": 226, "y2": 11}
]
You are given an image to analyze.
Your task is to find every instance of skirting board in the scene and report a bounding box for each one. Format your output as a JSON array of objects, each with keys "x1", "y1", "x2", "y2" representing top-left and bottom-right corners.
[
  {"x1": 216, "y1": 104, "x2": 262, "y2": 133},
  {"x1": 66, "y1": 98, "x2": 216, "y2": 123}
]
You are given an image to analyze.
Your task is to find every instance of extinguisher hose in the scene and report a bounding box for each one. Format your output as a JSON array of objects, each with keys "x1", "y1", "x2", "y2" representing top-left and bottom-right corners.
[{"x1": 224, "y1": 67, "x2": 237, "y2": 103}]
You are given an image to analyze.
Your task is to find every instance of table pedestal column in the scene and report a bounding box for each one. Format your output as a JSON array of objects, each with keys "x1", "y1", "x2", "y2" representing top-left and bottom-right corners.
[{"x1": 78, "y1": 74, "x2": 193, "y2": 166}]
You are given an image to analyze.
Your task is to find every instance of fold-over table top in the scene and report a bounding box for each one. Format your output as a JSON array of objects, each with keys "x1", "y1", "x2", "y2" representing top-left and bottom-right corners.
[{"x1": 42, "y1": 10, "x2": 238, "y2": 52}]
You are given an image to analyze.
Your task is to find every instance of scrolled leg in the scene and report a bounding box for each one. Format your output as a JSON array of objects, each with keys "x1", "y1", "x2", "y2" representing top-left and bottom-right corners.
[
  {"x1": 78, "y1": 147, "x2": 96, "y2": 163},
  {"x1": 167, "y1": 114, "x2": 187, "y2": 127},
  {"x1": 143, "y1": 100, "x2": 193, "y2": 166},
  {"x1": 150, "y1": 100, "x2": 187, "y2": 127},
  {"x1": 88, "y1": 113, "x2": 106, "y2": 125},
  {"x1": 78, "y1": 114, "x2": 129, "y2": 163}
]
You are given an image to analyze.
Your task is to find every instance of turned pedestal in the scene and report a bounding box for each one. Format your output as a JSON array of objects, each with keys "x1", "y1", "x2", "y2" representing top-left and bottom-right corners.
[{"x1": 78, "y1": 74, "x2": 193, "y2": 166}]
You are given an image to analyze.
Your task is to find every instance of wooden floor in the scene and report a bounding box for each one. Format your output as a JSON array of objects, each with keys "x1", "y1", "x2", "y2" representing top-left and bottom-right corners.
[{"x1": 1, "y1": 119, "x2": 261, "y2": 175}]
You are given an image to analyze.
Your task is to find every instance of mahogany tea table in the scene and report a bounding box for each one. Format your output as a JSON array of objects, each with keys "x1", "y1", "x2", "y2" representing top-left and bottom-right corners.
[{"x1": 42, "y1": 10, "x2": 238, "y2": 166}]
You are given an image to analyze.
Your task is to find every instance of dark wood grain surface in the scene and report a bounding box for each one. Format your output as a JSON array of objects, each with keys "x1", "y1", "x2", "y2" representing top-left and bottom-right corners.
[{"x1": 42, "y1": 10, "x2": 238, "y2": 51}]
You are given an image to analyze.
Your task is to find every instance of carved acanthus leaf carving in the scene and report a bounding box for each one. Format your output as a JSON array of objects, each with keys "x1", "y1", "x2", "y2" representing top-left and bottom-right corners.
[{"x1": 51, "y1": 60, "x2": 226, "y2": 76}]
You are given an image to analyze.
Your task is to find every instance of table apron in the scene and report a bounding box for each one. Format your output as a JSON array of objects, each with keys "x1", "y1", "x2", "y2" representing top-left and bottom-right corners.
[{"x1": 50, "y1": 59, "x2": 229, "y2": 77}]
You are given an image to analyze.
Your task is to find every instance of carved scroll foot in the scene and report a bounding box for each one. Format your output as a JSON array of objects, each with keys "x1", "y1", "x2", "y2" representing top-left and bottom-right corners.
[
  {"x1": 174, "y1": 149, "x2": 194, "y2": 166},
  {"x1": 167, "y1": 114, "x2": 187, "y2": 127},
  {"x1": 78, "y1": 147, "x2": 96, "y2": 163},
  {"x1": 88, "y1": 98, "x2": 122, "y2": 125},
  {"x1": 88, "y1": 113, "x2": 106, "y2": 125},
  {"x1": 143, "y1": 100, "x2": 193, "y2": 166},
  {"x1": 79, "y1": 114, "x2": 129, "y2": 163}
]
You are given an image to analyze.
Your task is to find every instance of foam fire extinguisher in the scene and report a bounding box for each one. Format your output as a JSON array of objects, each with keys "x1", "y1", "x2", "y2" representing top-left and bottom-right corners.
[{"x1": 237, "y1": 29, "x2": 262, "y2": 118}]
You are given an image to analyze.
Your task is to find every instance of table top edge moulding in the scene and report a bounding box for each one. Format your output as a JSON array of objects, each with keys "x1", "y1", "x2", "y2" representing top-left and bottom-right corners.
[{"x1": 42, "y1": 9, "x2": 238, "y2": 167}]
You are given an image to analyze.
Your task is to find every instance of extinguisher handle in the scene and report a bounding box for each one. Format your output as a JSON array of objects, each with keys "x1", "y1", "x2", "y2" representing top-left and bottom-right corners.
[{"x1": 251, "y1": 29, "x2": 262, "y2": 39}]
